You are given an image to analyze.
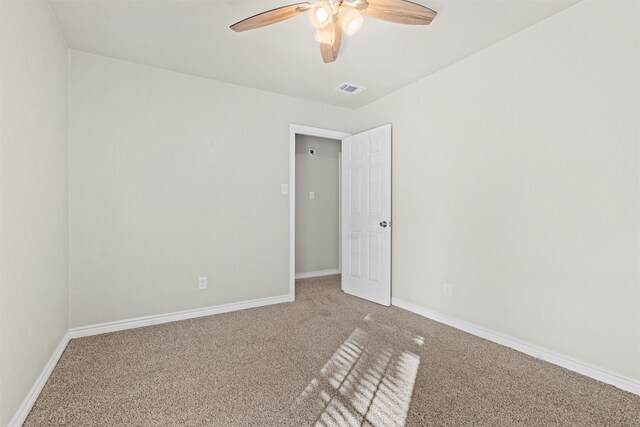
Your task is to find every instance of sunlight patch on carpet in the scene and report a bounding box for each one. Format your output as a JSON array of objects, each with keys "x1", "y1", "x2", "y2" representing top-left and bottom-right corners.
[{"x1": 293, "y1": 324, "x2": 420, "y2": 427}]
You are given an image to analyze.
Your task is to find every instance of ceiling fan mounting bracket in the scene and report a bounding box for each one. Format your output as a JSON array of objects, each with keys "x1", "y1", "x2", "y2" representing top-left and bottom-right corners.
[{"x1": 341, "y1": 0, "x2": 370, "y2": 11}]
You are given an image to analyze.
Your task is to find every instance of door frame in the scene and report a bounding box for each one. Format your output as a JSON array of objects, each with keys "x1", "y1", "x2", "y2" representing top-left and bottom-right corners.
[{"x1": 289, "y1": 124, "x2": 351, "y2": 302}]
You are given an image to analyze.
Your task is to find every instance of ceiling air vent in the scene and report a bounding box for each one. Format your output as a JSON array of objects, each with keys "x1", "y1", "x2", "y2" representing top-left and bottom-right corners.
[{"x1": 335, "y1": 83, "x2": 366, "y2": 95}]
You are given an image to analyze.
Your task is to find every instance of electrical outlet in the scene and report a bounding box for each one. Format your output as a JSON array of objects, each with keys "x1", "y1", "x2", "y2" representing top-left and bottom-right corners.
[
  {"x1": 198, "y1": 276, "x2": 207, "y2": 290},
  {"x1": 442, "y1": 282, "x2": 452, "y2": 297},
  {"x1": 309, "y1": 191, "x2": 315, "y2": 200}
]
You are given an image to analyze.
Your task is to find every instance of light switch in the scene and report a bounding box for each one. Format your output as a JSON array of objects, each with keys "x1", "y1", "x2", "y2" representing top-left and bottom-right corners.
[
  {"x1": 281, "y1": 184, "x2": 288, "y2": 195},
  {"x1": 309, "y1": 191, "x2": 315, "y2": 200}
]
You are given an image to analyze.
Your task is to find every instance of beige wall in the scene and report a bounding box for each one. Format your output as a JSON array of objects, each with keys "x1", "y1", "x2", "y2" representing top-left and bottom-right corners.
[
  {"x1": 69, "y1": 51, "x2": 355, "y2": 328},
  {"x1": 356, "y1": 0, "x2": 640, "y2": 381},
  {"x1": 0, "y1": 1, "x2": 69, "y2": 424},
  {"x1": 295, "y1": 135, "x2": 340, "y2": 274}
]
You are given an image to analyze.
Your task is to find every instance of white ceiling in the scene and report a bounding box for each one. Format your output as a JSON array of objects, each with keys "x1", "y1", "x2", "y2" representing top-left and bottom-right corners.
[{"x1": 50, "y1": 0, "x2": 580, "y2": 109}]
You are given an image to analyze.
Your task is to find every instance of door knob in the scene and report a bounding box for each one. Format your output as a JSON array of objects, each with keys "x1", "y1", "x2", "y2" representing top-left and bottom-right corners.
[{"x1": 379, "y1": 221, "x2": 389, "y2": 228}]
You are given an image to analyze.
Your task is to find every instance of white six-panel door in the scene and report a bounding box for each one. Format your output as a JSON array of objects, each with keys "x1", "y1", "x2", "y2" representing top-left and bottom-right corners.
[{"x1": 341, "y1": 124, "x2": 391, "y2": 306}]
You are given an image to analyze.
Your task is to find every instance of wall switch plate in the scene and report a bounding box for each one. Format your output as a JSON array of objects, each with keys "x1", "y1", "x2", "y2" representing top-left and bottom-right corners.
[
  {"x1": 309, "y1": 191, "x2": 315, "y2": 200},
  {"x1": 198, "y1": 276, "x2": 207, "y2": 290},
  {"x1": 281, "y1": 184, "x2": 289, "y2": 195},
  {"x1": 442, "y1": 282, "x2": 452, "y2": 297}
]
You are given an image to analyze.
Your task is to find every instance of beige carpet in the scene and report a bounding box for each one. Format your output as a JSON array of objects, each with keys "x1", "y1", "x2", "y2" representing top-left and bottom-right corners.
[{"x1": 25, "y1": 275, "x2": 639, "y2": 426}]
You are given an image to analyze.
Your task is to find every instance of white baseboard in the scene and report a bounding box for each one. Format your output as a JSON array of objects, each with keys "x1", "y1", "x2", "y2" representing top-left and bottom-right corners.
[
  {"x1": 392, "y1": 297, "x2": 639, "y2": 396},
  {"x1": 295, "y1": 269, "x2": 340, "y2": 279},
  {"x1": 69, "y1": 294, "x2": 290, "y2": 338},
  {"x1": 8, "y1": 331, "x2": 71, "y2": 427}
]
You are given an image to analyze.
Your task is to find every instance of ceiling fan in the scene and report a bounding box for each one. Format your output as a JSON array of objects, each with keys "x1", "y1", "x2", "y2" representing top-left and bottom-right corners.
[{"x1": 230, "y1": 0, "x2": 437, "y2": 63}]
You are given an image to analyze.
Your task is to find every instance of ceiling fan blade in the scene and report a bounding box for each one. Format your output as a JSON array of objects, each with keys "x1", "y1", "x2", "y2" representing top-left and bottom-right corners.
[
  {"x1": 362, "y1": 0, "x2": 437, "y2": 25},
  {"x1": 319, "y1": 20, "x2": 342, "y2": 63},
  {"x1": 230, "y1": 2, "x2": 311, "y2": 32}
]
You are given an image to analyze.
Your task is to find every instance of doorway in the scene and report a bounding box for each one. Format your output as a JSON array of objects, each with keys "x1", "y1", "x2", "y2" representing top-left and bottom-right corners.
[
  {"x1": 289, "y1": 125, "x2": 350, "y2": 301},
  {"x1": 295, "y1": 134, "x2": 342, "y2": 281}
]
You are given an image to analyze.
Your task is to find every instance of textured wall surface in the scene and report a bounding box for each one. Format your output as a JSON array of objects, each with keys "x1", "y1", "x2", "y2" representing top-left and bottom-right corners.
[
  {"x1": 69, "y1": 52, "x2": 355, "y2": 327},
  {"x1": 0, "y1": 1, "x2": 69, "y2": 424},
  {"x1": 356, "y1": 0, "x2": 640, "y2": 380}
]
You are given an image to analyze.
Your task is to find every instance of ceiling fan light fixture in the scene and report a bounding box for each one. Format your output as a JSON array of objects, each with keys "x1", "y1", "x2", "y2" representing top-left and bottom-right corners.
[
  {"x1": 230, "y1": 0, "x2": 438, "y2": 63},
  {"x1": 340, "y1": 6, "x2": 363, "y2": 36},
  {"x1": 309, "y1": 1, "x2": 332, "y2": 29}
]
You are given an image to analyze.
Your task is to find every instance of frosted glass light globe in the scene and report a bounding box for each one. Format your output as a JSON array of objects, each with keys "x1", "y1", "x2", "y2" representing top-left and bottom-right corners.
[
  {"x1": 340, "y1": 7, "x2": 363, "y2": 36},
  {"x1": 310, "y1": 1, "x2": 332, "y2": 29}
]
